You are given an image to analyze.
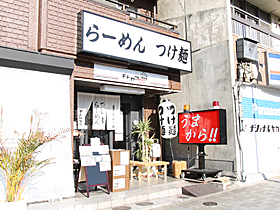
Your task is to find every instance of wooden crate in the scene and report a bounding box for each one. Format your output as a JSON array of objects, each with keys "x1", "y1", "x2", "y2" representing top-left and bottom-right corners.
[
  {"x1": 172, "y1": 160, "x2": 187, "y2": 178},
  {"x1": 108, "y1": 150, "x2": 130, "y2": 192}
]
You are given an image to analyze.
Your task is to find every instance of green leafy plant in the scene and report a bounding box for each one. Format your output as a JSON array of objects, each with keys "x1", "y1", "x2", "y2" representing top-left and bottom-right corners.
[
  {"x1": 132, "y1": 119, "x2": 154, "y2": 162},
  {"x1": 0, "y1": 110, "x2": 68, "y2": 202}
]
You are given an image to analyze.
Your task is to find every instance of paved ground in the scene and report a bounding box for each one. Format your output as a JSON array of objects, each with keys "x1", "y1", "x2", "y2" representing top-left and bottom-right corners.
[
  {"x1": 27, "y1": 176, "x2": 280, "y2": 209},
  {"x1": 27, "y1": 176, "x2": 192, "y2": 210},
  {"x1": 153, "y1": 178, "x2": 280, "y2": 210}
]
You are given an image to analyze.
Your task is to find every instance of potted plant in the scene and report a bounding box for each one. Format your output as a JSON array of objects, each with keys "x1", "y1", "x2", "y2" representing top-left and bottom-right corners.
[
  {"x1": 0, "y1": 110, "x2": 68, "y2": 209},
  {"x1": 132, "y1": 119, "x2": 154, "y2": 162}
]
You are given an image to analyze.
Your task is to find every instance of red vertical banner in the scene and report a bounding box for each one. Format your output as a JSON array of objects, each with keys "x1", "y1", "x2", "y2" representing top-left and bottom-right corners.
[{"x1": 178, "y1": 109, "x2": 226, "y2": 144}]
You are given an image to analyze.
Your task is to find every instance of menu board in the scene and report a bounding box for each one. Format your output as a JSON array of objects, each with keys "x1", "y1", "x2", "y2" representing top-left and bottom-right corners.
[{"x1": 77, "y1": 140, "x2": 111, "y2": 196}]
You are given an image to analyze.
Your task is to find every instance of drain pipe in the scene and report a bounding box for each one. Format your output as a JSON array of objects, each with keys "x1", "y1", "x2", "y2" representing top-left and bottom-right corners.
[
  {"x1": 233, "y1": 81, "x2": 246, "y2": 182},
  {"x1": 234, "y1": 63, "x2": 258, "y2": 182}
]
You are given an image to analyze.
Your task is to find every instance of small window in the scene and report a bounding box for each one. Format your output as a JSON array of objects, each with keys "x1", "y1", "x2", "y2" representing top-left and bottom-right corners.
[
  {"x1": 238, "y1": 0, "x2": 245, "y2": 10},
  {"x1": 247, "y1": 4, "x2": 258, "y2": 17},
  {"x1": 260, "y1": 10, "x2": 270, "y2": 23},
  {"x1": 231, "y1": 0, "x2": 245, "y2": 10}
]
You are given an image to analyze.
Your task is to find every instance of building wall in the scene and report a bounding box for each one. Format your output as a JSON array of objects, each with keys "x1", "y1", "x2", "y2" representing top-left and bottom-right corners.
[
  {"x1": 0, "y1": 0, "x2": 179, "y2": 56},
  {"x1": 0, "y1": 0, "x2": 76, "y2": 201},
  {"x1": 232, "y1": 33, "x2": 280, "y2": 86},
  {"x1": 0, "y1": 0, "x2": 38, "y2": 51},
  {"x1": 158, "y1": 0, "x2": 237, "y2": 176},
  {"x1": 232, "y1": 30, "x2": 280, "y2": 180},
  {"x1": 38, "y1": 0, "x2": 179, "y2": 56},
  {"x1": 0, "y1": 0, "x2": 187, "y2": 201}
]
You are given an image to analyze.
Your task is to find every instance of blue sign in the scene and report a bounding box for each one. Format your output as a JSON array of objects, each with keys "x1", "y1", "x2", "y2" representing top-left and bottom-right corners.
[{"x1": 242, "y1": 97, "x2": 280, "y2": 120}]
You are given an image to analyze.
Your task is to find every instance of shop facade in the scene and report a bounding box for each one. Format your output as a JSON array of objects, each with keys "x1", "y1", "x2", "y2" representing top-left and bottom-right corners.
[
  {"x1": 73, "y1": 10, "x2": 191, "y2": 160},
  {"x1": 0, "y1": 0, "x2": 191, "y2": 202},
  {"x1": 239, "y1": 85, "x2": 280, "y2": 177}
]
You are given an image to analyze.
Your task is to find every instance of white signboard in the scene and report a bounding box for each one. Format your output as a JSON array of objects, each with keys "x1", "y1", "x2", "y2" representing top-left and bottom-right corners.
[
  {"x1": 94, "y1": 64, "x2": 169, "y2": 88},
  {"x1": 152, "y1": 143, "x2": 161, "y2": 158},
  {"x1": 80, "y1": 156, "x2": 96, "y2": 167},
  {"x1": 113, "y1": 178, "x2": 126, "y2": 190},
  {"x1": 113, "y1": 165, "x2": 126, "y2": 176},
  {"x1": 240, "y1": 85, "x2": 280, "y2": 174},
  {"x1": 99, "y1": 161, "x2": 111, "y2": 171},
  {"x1": 99, "y1": 145, "x2": 109, "y2": 155},
  {"x1": 120, "y1": 150, "x2": 130, "y2": 165},
  {"x1": 82, "y1": 10, "x2": 191, "y2": 72},
  {"x1": 102, "y1": 154, "x2": 111, "y2": 162},
  {"x1": 79, "y1": 145, "x2": 93, "y2": 156}
]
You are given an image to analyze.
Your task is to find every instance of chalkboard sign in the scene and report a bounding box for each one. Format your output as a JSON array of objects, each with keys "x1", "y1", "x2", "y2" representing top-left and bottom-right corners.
[
  {"x1": 76, "y1": 149, "x2": 110, "y2": 197},
  {"x1": 84, "y1": 163, "x2": 110, "y2": 197}
]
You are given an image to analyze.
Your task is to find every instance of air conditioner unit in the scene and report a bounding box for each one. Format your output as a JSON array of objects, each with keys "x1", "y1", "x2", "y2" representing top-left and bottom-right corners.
[{"x1": 236, "y1": 38, "x2": 258, "y2": 62}]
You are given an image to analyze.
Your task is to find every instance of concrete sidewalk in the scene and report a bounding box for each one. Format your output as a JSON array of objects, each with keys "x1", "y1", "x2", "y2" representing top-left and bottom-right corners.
[
  {"x1": 152, "y1": 177, "x2": 280, "y2": 210},
  {"x1": 26, "y1": 173, "x2": 280, "y2": 210},
  {"x1": 27, "y1": 176, "x2": 196, "y2": 210}
]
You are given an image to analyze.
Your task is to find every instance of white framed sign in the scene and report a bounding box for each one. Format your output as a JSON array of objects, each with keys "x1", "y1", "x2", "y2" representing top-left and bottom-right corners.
[
  {"x1": 82, "y1": 10, "x2": 192, "y2": 72},
  {"x1": 94, "y1": 64, "x2": 169, "y2": 88},
  {"x1": 267, "y1": 53, "x2": 280, "y2": 86}
]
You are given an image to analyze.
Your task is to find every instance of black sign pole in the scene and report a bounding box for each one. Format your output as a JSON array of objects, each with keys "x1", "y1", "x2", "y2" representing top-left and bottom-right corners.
[
  {"x1": 198, "y1": 144, "x2": 206, "y2": 170},
  {"x1": 168, "y1": 138, "x2": 175, "y2": 161}
]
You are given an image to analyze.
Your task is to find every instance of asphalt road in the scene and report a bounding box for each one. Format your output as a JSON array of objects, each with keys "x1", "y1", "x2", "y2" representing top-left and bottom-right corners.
[{"x1": 154, "y1": 178, "x2": 280, "y2": 210}]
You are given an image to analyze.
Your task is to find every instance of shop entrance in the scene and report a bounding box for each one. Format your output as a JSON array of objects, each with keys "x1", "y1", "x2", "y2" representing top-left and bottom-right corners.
[
  {"x1": 73, "y1": 91, "x2": 143, "y2": 161},
  {"x1": 114, "y1": 95, "x2": 143, "y2": 160}
]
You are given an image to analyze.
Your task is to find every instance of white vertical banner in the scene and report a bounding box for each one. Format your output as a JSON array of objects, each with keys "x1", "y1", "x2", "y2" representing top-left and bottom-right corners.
[
  {"x1": 158, "y1": 99, "x2": 178, "y2": 139},
  {"x1": 115, "y1": 111, "x2": 124, "y2": 141},
  {"x1": 92, "y1": 94, "x2": 106, "y2": 130},
  {"x1": 106, "y1": 95, "x2": 120, "y2": 130},
  {"x1": 78, "y1": 93, "x2": 121, "y2": 131},
  {"x1": 77, "y1": 92, "x2": 94, "y2": 129}
]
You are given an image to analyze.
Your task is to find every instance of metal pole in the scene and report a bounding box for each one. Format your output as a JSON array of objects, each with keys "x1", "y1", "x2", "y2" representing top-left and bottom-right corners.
[
  {"x1": 198, "y1": 144, "x2": 206, "y2": 169},
  {"x1": 169, "y1": 140, "x2": 174, "y2": 161},
  {"x1": 109, "y1": 130, "x2": 113, "y2": 149},
  {"x1": 187, "y1": 145, "x2": 190, "y2": 169}
]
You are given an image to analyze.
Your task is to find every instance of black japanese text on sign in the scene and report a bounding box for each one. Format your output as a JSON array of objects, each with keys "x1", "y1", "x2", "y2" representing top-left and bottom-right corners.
[{"x1": 82, "y1": 11, "x2": 192, "y2": 72}]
